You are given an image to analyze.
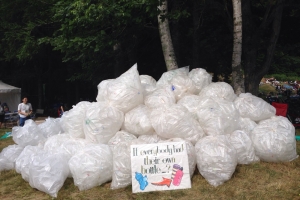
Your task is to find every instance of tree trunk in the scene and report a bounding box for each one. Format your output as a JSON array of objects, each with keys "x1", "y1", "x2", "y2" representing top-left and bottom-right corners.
[
  {"x1": 157, "y1": 0, "x2": 178, "y2": 71},
  {"x1": 170, "y1": 0, "x2": 181, "y2": 67},
  {"x1": 113, "y1": 42, "x2": 125, "y2": 77},
  {"x1": 192, "y1": 0, "x2": 202, "y2": 69},
  {"x1": 231, "y1": 0, "x2": 244, "y2": 95},
  {"x1": 242, "y1": 0, "x2": 284, "y2": 96},
  {"x1": 37, "y1": 76, "x2": 43, "y2": 109}
]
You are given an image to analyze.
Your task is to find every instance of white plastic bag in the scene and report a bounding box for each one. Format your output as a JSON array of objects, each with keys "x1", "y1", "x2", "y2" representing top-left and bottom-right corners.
[
  {"x1": 68, "y1": 144, "x2": 113, "y2": 191},
  {"x1": 234, "y1": 93, "x2": 276, "y2": 121},
  {"x1": 140, "y1": 75, "x2": 157, "y2": 97},
  {"x1": 0, "y1": 144, "x2": 24, "y2": 171},
  {"x1": 101, "y1": 64, "x2": 144, "y2": 113},
  {"x1": 177, "y1": 94, "x2": 202, "y2": 120},
  {"x1": 150, "y1": 104, "x2": 205, "y2": 145},
  {"x1": 144, "y1": 86, "x2": 176, "y2": 109},
  {"x1": 199, "y1": 82, "x2": 237, "y2": 102},
  {"x1": 83, "y1": 102, "x2": 124, "y2": 144},
  {"x1": 122, "y1": 104, "x2": 154, "y2": 136},
  {"x1": 61, "y1": 101, "x2": 92, "y2": 138},
  {"x1": 29, "y1": 151, "x2": 69, "y2": 198},
  {"x1": 169, "y1": 73, "x2": 195, "y2": 101},
  {"x1": 156, "y1": 67, "x2": 189, "y2": 88},
  {"x1": 226, "y1": 130, "x2": 259, "y2": 164},
  {"x1": 38, "y1": 117, "x2": 63, "y2": 138},
  {"x1": 108, "y1": 130, "x2": 137, "y2": 151},
  {"x1": 15, "y1": 145, "x2": 43, "y2": 182},
  {"x1": 43, "y1": 134, "x2": 72, "y2": 152},
  {"x1": 110, "y1": 139, "x2": 145, "y2": 190},
  {"x1": 12, "y1": 119, "x2": 45, "y2": 147},
  {"x1": 239, "y1": 117, "x2": 257, "y2": 134},
  {"x1": 195, "y1": 135, "x2": 237, "y2": 187},
  {"x1": 44, "y1": 135, "x2": 91, "y2": 161},
  {"x1": 96, "y1": 79, "x2": 113, "y2": 102},
  {"x1": 188, "y1": 68, "x2": 212, "y2": 94},
  {"x1": 196, "y1": 97, "x2": 241, "y2": 136},
  {"x1": 110, "y1": 141, "x2": 132, "y2": 189},
  {"x1": 251, "y1": 116, "x2": 298, "y2": 162},
  {"x1": 137, "y1": 134, "x2": 163, "y2": 144}
]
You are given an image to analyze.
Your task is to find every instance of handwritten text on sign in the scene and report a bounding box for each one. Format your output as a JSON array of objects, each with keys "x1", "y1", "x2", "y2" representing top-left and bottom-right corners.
[{"x1": 131, "y1": 142, "x2": 191, "y2": 193}]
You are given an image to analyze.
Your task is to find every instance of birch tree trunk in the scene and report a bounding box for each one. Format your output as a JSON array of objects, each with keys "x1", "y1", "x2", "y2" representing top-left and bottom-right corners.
[
  {"x1": 157, "y1": 0, "x2": 178, "y2": 71},
  {"x1": 231, "y1": 0, "x2": 244, "y2": 95}
]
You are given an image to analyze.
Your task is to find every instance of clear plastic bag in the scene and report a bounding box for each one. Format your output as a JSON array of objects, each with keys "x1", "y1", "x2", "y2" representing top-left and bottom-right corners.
[
  {"x1": 140, "y1": 75, "x2": 157, "y2": 97},
  {"x1": 29, "y1": 151, "x2": 69, "y2": 198},
  {"x1": 144, "y1": 86, "x2": 176, "y2": 109},
  {"x1": 68, "y1": 144, "x2": 113, "y2": 191},
  {"x1": 177, "y1": 94, "x2": 202, "y2": 120},
  {"x1": 156, "y1": 67, "x2": 189, "y2": 88},
  {"x1": 108, "y1": 130, "x2": 137, "y2": 151},
  {"x1": 0, "y1": 144, "x2": 24, "y2": 171},
  {"x1": 226, "y1": 130, "x2": 259, "y2": 164},
  {"x1": 122, "y1": 104, "x2": 154, "y2": 136},
  {"x1": 150, "y1": 104, "x2": 205, "y2": 145},
  {"x1": 251, "y1": 116, "x2": 298, "y2": 162},
  {"x1": 169, "y1": 73, "x2": 195, "y2": 101},
  {"x1": 188, "y1": 68, "x2": 212, "y2": 94},
  {"x1": 15, "y1": 145, "x2": 43, "y2": 182},
  {"x1": 234, "y1": 93, "x2": 276, "y2": 122},
  {"x1": 196, "y1": 97, "x2": 241, "y2": 136},
  {"x1": 61, "y1": 101, "x2": 92, "y2": 138},
  {"x1": 101, "y1": 64, "x2": 144, "y2": 113},
  {"x1": 83, "y1": 102, "x2": 124, "y2": 144},
  {"x1": 199, "y1": 82, "x2": 237, "y2": 102},
  {"x1": 12, "y1": 119, "x2": 45, "y2": 147},
  {"x1": 195, "y1": 135, "x2": 237, "y2": 187},
  {"x1": 38, "y1": 117, "x2": 64, "y2": 138}
]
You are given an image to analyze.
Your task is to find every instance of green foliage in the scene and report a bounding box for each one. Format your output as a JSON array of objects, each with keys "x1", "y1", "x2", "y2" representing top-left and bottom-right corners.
[
  {"x1": 0, "y1": 0, "x2": 56, "y2": 61},
  {"x1": 266, "y1": 74, "x2": 300, "y2": 82},
  {"x1": 269, "y1": 44, "x2": 300, "y2": 76}
]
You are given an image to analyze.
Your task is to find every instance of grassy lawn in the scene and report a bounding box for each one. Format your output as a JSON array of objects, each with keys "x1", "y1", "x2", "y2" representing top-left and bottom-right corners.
[
  {"x1": 0, "y1": 128, "x2": 300, "y2": 200},
  {"x1": 259, "y1": 84, "x2": 277, "y2": 96}
]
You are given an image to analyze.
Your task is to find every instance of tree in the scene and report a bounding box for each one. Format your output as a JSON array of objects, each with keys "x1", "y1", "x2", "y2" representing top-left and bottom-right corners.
[
  {"x1": 242, "y1": 0, "x2": 284, "y2": 95},
  {"x1": 231, "y1": 0, "x2": 244, "y2": 95},
  {"x1": 157, "y1": 0, "x2": 178, "y2": 71}
]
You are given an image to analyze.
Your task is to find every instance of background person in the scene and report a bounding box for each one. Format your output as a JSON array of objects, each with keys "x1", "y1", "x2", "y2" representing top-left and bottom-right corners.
[
  {"x1": 58, "y1": 105, "x2": 64, "y2": 117},
  {"x1": 18, "y1": 97, "x2": 33, "y2": 126},
  {"x1": 0, "y1": 101, "x2": 5, "y2": 128}
]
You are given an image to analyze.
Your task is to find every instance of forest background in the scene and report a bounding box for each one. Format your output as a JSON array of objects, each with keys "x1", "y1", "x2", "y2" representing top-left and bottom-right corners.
[{"x1": 0, "y1": 0, "x2": 299, "y2": 116}]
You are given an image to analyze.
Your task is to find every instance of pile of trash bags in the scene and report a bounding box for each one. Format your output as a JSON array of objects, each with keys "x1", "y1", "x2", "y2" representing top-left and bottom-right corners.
[{"x1": 0, "y1": 64, "x2": 298, "y2": 197}]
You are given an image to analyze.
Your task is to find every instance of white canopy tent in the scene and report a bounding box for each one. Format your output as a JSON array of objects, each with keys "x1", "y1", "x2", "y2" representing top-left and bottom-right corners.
[{"x1": 0, "y1": 80, "x2": 21, "y2": 112}]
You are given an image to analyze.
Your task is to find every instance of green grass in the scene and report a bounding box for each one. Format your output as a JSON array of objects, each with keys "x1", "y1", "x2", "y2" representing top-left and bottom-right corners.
[{"x1": 259, "y1": 84, "x2": 277, "y2": 96}]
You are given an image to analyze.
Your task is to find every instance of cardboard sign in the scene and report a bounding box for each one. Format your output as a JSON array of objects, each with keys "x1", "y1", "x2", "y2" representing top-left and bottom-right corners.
[{"x1": 131, "y1": 141, "x2": 191, "y2": 193}]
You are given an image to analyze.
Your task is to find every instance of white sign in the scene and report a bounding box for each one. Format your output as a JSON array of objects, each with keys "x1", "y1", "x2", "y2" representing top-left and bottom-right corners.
[{"x1": 131, "y1": 141, "x2": 191, "y2": 193}]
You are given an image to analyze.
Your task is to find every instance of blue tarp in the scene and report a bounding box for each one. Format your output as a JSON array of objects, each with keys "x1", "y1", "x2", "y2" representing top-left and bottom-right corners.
[{"x1": 283, "y1": 84, "x2": 293, "y2": 89}]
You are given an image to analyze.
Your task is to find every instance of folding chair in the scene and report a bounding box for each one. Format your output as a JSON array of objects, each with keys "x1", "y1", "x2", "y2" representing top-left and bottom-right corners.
[
  {"x1": 31, "y1": 109, "x2": 44, "y2": 121},
  {"x1": 5, "y1": 113, "x2": 19, "y2": 128},
  {"x1": 272, "y1": 102, "x2": 300, "y2": 128},
  {"x1": 271, "y1": 102, "x2": 288, "y2": 117}
]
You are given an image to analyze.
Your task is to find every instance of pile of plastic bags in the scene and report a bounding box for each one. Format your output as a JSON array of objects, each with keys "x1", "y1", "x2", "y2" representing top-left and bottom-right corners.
[{"x1": 0, "y1": 64, "x2": 298, "y2": 197}]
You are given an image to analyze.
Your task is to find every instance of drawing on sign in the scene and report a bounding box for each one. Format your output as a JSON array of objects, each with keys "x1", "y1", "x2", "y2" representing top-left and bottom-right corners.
[
  {"x1": 151, "y1": 177, "x2": 172, "y2": 187},
  {"x1": 151, "y1": 164, "x2": 183, "y2": 187},
  {"x1": 135, "y1": 172, "x2": 148, "y2": 190}
]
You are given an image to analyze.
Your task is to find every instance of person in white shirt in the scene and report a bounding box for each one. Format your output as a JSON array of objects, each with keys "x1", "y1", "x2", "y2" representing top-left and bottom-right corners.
[{"x1": 18, "y1": 97, "x2": 33, "y2": 126}]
